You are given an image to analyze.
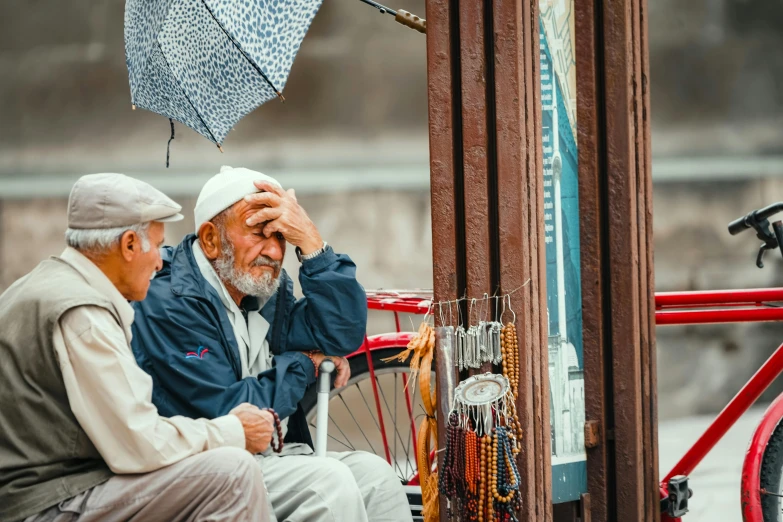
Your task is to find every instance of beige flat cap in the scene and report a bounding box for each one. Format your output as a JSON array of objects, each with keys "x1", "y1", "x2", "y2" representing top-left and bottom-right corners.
[{"x1": 67, "y1": 173, "x2": 184, "y2": 229}]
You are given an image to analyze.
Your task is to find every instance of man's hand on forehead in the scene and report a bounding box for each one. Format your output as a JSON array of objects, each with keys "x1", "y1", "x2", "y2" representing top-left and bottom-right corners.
[
  {"x1": 243, "y1": 180, "x2": 323, "y2": 254},
  {"x1": 243, "y1": 181, "x2": 288, "y2": 226}
]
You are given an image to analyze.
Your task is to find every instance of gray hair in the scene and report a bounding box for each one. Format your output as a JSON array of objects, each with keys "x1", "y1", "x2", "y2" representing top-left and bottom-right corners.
[{"x1": 65, "y1": 222, "x2": 151, "y2": 254}]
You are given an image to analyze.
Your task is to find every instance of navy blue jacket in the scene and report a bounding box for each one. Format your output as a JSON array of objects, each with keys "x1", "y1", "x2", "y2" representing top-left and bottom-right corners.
[{"x1": 131, "y1": 234, "x2": 367, "y2": 446}]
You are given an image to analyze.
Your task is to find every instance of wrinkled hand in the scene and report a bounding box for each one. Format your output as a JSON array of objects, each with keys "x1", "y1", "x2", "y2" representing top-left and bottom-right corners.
[
  {"x1": 244, "y1": 181, "x2": 323, "y2": 254},
  {"x1": 331, "y1": 356, "x2": 351, "y2": 388},
  {"x1": 310, "y1": 353, "x2": 351, "y2": 389},
  {"x1": 230, "y1": 403, "x2": 274, "y2": 454}
]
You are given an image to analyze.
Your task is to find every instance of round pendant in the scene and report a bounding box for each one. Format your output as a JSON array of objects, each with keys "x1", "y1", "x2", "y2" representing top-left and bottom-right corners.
[{"x1": 454, "y1": 373, "x2": 510, "y2": 406}]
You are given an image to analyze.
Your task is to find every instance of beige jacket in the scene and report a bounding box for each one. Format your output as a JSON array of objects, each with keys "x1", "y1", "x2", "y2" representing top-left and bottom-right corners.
[{"x1": 54, "y1": 247, "x2": 245, "y2": 473}]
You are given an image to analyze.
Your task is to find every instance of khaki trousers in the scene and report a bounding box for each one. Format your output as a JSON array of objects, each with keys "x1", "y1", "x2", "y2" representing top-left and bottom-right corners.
[
  {"x1": 24, "y1": 447, "x2": 268, "y2": 522},
  {"x1": 257, "y1": 450, "x2": 413, "y2": 522}
]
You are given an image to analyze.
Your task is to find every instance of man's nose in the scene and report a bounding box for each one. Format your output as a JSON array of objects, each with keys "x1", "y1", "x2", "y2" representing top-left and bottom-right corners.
[{"x1": 261, "y1": 238, "x2": 284, "y2": 261}]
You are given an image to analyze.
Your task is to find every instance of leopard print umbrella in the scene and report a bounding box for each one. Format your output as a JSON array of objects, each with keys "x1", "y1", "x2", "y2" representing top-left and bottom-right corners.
[{"x1": 124, "y1": 0, "x2": 322, "y2": 147}]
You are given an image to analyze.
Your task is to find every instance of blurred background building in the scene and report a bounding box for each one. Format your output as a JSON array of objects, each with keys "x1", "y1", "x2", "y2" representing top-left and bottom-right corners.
[{"x1": 2, "y1": 0, "x2": 783, "y2": 420}]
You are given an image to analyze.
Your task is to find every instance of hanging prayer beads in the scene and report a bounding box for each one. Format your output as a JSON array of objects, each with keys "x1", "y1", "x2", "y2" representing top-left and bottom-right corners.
[
  {"x1": 434, "y1": 291, "x2": 529, "y2": 521},
  {"x1": 439, "y1": 373, "x2": 523, "y2": 521}
]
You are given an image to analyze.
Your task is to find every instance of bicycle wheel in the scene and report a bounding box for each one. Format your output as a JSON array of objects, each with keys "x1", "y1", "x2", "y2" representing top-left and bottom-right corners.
[
  {"x1": 300, "y1": 348, "x2": 431, "y2": 484},
  {"x1": 760, "y1": 420, "x2": 783, "y2": 521}
]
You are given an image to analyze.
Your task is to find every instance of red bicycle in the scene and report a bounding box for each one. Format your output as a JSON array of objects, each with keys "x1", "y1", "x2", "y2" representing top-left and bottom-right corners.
[{"x1": 302, "y1": 202, "x2": 783, "y2": 522}]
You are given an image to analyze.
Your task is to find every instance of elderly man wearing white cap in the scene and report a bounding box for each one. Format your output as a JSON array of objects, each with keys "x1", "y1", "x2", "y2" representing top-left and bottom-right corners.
[
  {"x1": 0, "y1": 173, "x2": 274, "y2": 522},
  {"x1": 131, "y1": 166, "x2": 412, "y2": 522}
]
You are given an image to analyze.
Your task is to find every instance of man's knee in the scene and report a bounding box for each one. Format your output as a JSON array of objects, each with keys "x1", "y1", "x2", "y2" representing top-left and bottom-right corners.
[
  {"x1": 344, "y1": 451, "x2": 400, "y2": 485},
  {"x1": 308, "y1": 457, "x2": 362, "y2": 498},
  {"x1": 312, "y1": 456, "x2": 356, "y2": 482},
  {"x1": 199, "y1": 447, "x2": 263, "y2": 486}
]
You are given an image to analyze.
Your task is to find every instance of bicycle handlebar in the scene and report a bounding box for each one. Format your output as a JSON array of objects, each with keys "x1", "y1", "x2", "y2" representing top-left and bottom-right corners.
[{"x1": 728, "y1": 202, "x2": 783, "y2": 235}]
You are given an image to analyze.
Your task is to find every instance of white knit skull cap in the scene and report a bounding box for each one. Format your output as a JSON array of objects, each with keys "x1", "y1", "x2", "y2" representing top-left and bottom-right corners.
[{"x1": 194, "y1": 165, "x2": 283, "y2": 232}]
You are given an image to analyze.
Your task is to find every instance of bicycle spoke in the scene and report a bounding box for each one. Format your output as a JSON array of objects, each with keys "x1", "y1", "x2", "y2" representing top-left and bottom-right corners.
[
  {"x1": 328, "y1": 411, "x2": 356, "y2": 451},
  {"x1": 338, "y1": 393, "x2": 380, "y2": 455},
  {"x1": 365, "y1": 373, "x2": 403, "y2": 478},
  {"x1": 355, "y1": 382, "x2": 383, "y2": 431},
  {"x1": 305, "y1": 358, "x2": 435, "y2": 485},
  {"x1": 376, "y1": 376, "x2": 406, "y2": 479},
  {"x1": 377, "y1": 376, "x2": 412, "y2": 479},
  {"x1": 327, "y1": 412, "x2": 350, "y2": 444},
  {"x1": 402, "y1": 375, "x2": 415, "y2": 478},
  {"x1": 327, "y1": 431, "x2": 355, "y2": 451},
  {"x1": 308, "y1": 422, "x2": 356, "y2": 451}
]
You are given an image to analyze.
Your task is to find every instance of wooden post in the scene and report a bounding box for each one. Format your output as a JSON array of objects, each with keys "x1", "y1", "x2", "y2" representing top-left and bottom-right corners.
[
  {"x1": 576, "y1": 0, "x2": 658, "y2": 520},
  {"x1": 426, "y1": 0, "x2": 551, "y2": 520},
  {"x1": 428, "y1": 0, "x2": 655, "y2": 519}
]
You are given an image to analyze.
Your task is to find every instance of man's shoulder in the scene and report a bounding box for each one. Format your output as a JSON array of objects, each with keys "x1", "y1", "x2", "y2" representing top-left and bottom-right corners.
[
  {"x1": 60, "y1": 304, "x2": 119, "y2": 341},
  {"x1": 134, "y1": 272, "x2": 213, "y2": 326},
  {"x1": 135, "y1": 273, "x2": 196, "y2": 315},
  {"x1": 4, "y1": 258, "x2": 111, "y2": 308}
]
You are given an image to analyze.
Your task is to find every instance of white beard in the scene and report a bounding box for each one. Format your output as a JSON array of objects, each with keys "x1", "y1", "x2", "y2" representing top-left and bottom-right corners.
[{"x1": 213, "y1": 244, "x2": 281, "y2": 300}]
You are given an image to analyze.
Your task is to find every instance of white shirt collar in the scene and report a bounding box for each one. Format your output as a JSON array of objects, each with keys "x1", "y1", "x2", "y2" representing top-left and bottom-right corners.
[{"x1": 191, "y1": 240, "x2": 272, "y2": 378}]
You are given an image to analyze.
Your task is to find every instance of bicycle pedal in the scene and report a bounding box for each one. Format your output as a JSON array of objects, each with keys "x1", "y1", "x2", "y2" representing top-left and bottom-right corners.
[{"x1": 661, "y1": 475, "x2": 690, "y2": 518}]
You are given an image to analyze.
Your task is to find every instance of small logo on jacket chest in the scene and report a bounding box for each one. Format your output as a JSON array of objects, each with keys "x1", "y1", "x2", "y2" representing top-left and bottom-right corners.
[{"x1": 186, "y1": 346, "x2": 209, "y2": 359}]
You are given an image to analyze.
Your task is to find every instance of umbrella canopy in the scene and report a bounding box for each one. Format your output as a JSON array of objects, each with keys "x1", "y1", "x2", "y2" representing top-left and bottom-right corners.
[{"x1": 125, "y1": 0, "x2": 323, "y2": 146}]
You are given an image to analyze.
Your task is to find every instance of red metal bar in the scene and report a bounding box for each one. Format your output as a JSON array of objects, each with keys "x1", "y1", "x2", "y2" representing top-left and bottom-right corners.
[
  {"x1": 663, "y1": 341, "x2": 783, "y2": 484},
  {"x1": 367, "y1": 297, "x2": 432, "y2": 314},
  {"x1": 655, "y1": 288, "x2": 783, "y2": 308},
  {"x1": 394, "y1": 311, "x2": 402, "y2": 333},
  {"x1": 365, "y1": 288, "x2": 783, "y2": 317},
  {"x1": 401, "y1": 373, "x2": 419, "y2": 468},
  {"x1": 362, "y1": 337, "x2": 392, "y2": 464},
  {"x1": 655, "y1": 307, "x2": 783, "y2": 325}
]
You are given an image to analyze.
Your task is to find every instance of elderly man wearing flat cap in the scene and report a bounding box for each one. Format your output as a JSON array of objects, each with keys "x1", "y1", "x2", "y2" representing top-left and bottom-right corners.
[
  {"x1": 131, "y1": 166, "x2": 412, "y2": 522},
  {"x1": 0, "y1": 173, "x2": 274, "y2": 522}
]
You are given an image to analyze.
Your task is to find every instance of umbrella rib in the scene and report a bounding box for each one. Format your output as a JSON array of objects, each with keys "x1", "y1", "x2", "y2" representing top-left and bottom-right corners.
[
  {"x1": 199, "y1": 0, "x2": 282, "y2": 96},
  {"x1": 155, "y1": 41, "x2": 222, "y2": 145}
]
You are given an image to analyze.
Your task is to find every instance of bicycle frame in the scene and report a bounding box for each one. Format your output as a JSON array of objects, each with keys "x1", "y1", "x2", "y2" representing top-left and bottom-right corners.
[
  {"x1": 657, "y1": 289, "x2": 783, "y2": 521},
  {"x1": 352, "y1": 289, "x2": 783, "y2": 516}
]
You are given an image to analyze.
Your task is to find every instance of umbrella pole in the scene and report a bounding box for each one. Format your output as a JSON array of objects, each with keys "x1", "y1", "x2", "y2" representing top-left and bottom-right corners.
[{"x1": 356, "y1": 0, "x2": 426, "y2": 34}]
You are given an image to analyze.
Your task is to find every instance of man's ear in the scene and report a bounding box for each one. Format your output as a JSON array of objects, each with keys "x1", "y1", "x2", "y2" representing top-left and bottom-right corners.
[
  {"x1": 198, "y1": 222, "x2": 221, "y2": 261},
  {"x1": 118, "y1": 230, "x2": 141, "y2": 262}
]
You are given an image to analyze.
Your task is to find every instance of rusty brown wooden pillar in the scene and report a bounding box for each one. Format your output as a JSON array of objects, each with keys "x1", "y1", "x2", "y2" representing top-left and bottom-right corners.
[
  {"x1": 426, "y1": 0, "x2": 552, "y2": 520},
  {"x1": 576, "y1": 0, "x2": 658, "y2": 520}
]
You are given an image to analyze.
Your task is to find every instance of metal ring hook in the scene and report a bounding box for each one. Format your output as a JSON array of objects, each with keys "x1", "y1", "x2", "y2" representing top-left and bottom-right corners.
[
  {"x1": 506, "y1": 294, "x2": 516, "y2": 324},
  {"x1": 423, "y1": 302, "x2": 434, "y2": 325}
]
